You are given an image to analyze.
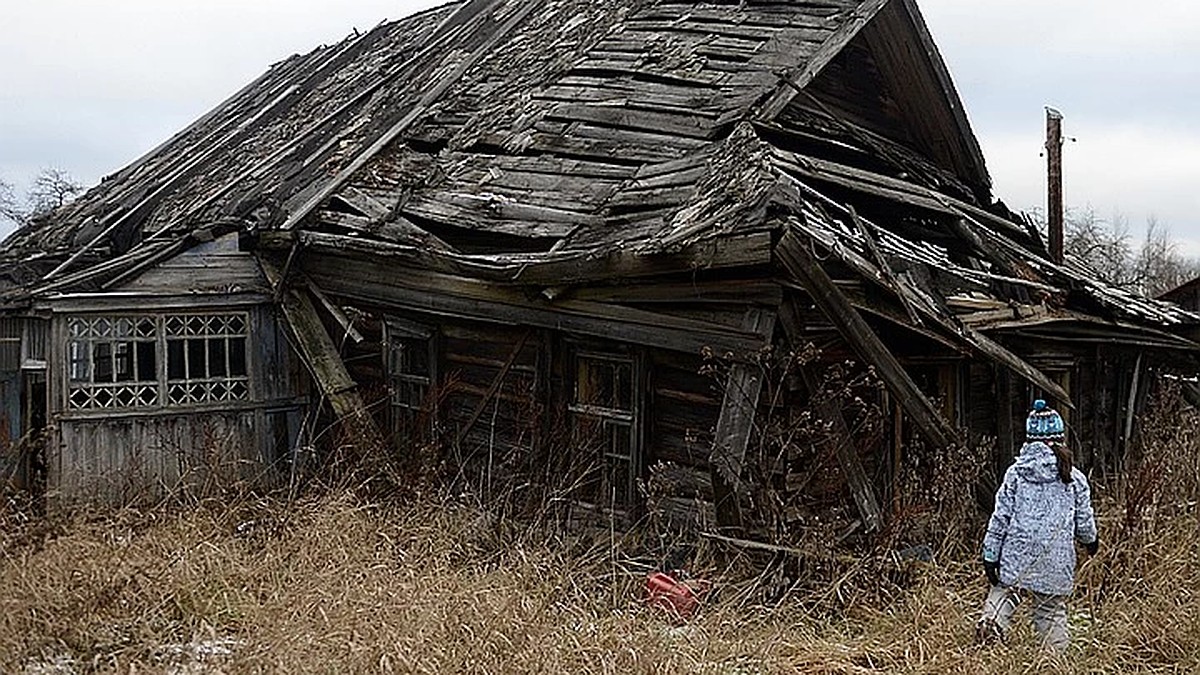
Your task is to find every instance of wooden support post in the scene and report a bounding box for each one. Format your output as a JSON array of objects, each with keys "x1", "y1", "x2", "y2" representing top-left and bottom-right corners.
[
  {"x1": 777, "y1": 230, "x2": 958, "y2": 451},
  {"x1": 1122, "y1": 352, "x2": 1143, "y2": 466},
  {"x1": 1046, "y1": 108, "x2": 1065, "y2": 264},
  {"x1": 260, "y1": 257, "x2": 387, "y2": 458},
  {"x1": 709, "y1": 309, "x2": 776, "y2": 533}
]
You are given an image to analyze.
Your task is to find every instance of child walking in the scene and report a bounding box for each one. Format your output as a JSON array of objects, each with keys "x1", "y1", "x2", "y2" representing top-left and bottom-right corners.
[{"x1": 978, "y1": 400, "x2": 1098, "y2": 650}]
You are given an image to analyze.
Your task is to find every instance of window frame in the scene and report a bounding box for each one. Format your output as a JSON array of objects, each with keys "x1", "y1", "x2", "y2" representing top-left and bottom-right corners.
[
  {"x1": 567, "y1": 347, "x2": 645, "y2": 514},
  {"x1": 383, "y1": 317, "x2": 437, "y2": 440},
  {"x1": 63, "y1": 312, "x2": 253, "y2": 413}
]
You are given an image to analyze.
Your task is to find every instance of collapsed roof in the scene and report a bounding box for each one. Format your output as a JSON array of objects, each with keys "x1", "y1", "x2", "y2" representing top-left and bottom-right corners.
[{"x1": 1, "y1": 0, "x2": 1196, "y2": 350}]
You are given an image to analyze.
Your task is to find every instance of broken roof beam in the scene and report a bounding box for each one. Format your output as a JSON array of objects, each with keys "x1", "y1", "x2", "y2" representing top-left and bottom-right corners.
[
  {"x1": 770, "y1": 146, "x2": 1030, "y2": 243},
  {"x1": 261, "y1": 258, "x2": 387, "y2": 455},
  {"x1": 846, "y1": 204, "x2": 922, "y2": 326},
  {"x1": 777, "y1": 227, "x2": 958, "y2": 450},
  {"x1": 772, "y1": 179, "x2": 1074, "y2": 406}
]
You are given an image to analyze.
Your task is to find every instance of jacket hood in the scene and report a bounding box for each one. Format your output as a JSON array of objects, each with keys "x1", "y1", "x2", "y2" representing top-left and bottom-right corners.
[{"x1": 1015, "y1": 441, "x2": 1062, "y2": 484}]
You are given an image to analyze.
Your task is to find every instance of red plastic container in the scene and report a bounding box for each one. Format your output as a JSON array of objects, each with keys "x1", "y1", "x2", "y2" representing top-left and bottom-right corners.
[{"x1": 645, "y1": 571, "x2": 701, "y2": 620}]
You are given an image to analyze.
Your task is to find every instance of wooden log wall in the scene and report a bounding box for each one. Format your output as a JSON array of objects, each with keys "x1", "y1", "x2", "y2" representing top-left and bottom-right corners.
[{"x1": 647, "y1": 349, "x2": 720, "y2": 524}]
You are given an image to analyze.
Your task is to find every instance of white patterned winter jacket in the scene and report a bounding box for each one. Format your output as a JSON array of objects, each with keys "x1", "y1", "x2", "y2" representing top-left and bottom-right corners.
[{"x1": 982, "y1": 441, "x2": 1098, "y2": 596}]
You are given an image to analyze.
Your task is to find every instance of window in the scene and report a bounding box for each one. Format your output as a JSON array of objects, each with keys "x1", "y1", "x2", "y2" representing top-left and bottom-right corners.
[
  {"x1": 67, "y1": 316, "x2": 159, "y2": 409},
  {"x1": 66, "y1": 313, "x2": 250, "y2": 411},
  {"x1": 0, "y1": 318, "x2": 21, "y2": 371},
  {"x1": 165, "y1": 314, "x2": 249, "y2": 406},
  {"x1": 22, "y1": 318, "x2": 48, "y2": 369},
  {"x1": 569, "y1": 351, "x2": 640, "y2": 510},
  {"x1": 384, "y1": 319, "x2": 434, "y2": 437}
]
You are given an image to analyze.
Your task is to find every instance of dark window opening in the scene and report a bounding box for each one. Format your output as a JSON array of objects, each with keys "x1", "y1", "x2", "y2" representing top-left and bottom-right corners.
[{"x1": 569, "y1": 351, "x2": 640, "y2": 513}]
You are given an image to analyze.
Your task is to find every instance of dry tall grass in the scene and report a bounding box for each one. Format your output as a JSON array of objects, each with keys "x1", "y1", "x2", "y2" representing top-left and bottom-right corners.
[
  {"x1": 5, "y1": 382, "x2": 1200, "y2": 673},
  {"x1": 1, "y1": 484, "x2": 1197, "y2": 674}
]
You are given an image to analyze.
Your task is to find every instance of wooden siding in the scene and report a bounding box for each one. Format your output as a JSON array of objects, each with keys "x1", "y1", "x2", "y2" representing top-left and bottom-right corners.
[
  {"x1": 53, "y1": 411, "x2": 264, "y2": 505},
  {"x1": 0, "y1": 370, "x2": 20, "y2": 488},
  {"x1": 115, "y1": 233, "x2": 269, "y2": 295}
]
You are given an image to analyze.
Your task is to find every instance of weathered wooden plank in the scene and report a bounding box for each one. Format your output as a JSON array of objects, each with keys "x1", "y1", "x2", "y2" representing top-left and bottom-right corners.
[
  {"x1": 777, "y1": 229, "x2": 958, "y2": 450},
  {"x1": 301, "y1": 253, "x2": 770, "y2": 356},
  {"x1": 527, "y1": 134, "x2": 686, "y2": 164},
  {"x1": 709, "y1": 308, "x2": 775, "y2": 531},
  {"x1": 401, "y1": 194, "x2": 585, "y2": 239},
  {"x1": 314, "y1": 210, "x2": 459, "y2": 252},
  {"x1": 334, "y1": 186, "x2": 392, "y2": 220},
  {"x1": 773, "y1": 150, "x2": 957, "y2": 217},
  {"x1": 261, "y1": 258, "x2": 385, "y2": 455},
  {"x1": 544, "y1": 103, "x2": 717, "y2": 139},
  {"x1": 534, "y1": 84, "x2": 719, "y2": 112},
  {"x1": 636, "y1": 6, "x2": 842, "y2": 29},
  {"x1": 566, "y1": 61, "x2": 727, "y2": 87},
  {"x1": 622, "y1": 19, "x2": 781, "y2": 43}
]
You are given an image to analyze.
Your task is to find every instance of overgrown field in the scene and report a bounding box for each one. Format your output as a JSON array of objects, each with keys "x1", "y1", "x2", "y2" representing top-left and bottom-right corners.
[{"x1": 1, "y1": 484, "x2": 1197, "y2": 674}]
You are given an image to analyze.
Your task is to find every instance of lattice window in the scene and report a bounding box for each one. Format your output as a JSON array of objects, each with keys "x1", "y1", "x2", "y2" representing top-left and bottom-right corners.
[
  {"x1": 67, "y1": 316, "x2": 159, "y2": 410},
  {"x1": 569, "y1": 351, "x2": 639, "y2": 510},
  {"x1": 165, "y1": 314, "x2": 249, "y2": 406},
  {"x1": 65, "y1": 313, "x2": 251, "y2": 411}
]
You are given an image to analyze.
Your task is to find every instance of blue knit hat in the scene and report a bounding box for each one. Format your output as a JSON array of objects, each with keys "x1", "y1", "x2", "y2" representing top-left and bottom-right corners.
[{"x1": 1026, "y1": 399, "x2": 1065, "y2": 440}]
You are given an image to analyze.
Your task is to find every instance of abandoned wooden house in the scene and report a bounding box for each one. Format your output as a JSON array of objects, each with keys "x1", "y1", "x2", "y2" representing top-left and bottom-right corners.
[{"x1": 2, "y1": 0, "x2": 1197, "y2": 535}]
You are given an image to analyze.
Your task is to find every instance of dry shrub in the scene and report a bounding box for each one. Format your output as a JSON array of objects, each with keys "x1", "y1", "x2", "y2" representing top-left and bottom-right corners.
[{"x1": 887, "y1": 436, "x2": 993, "y2": 560}]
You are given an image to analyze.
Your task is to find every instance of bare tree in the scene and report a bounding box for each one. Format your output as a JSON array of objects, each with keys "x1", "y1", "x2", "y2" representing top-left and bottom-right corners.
[
  {"x1": 0, "y1": 169, "x2": 86, "y2": 234},
  {"x1": 26, "y1": 168, "x2": 83, "y2": 218},
  {"x1": 1063, "y1": 207, "x2": 1140, "y2": 288},
  {"x1": 1052, "y1": 208, "x2": 1200, "y2": 298},
  {"x1": 1135, "y1": 217, "x2": 1199, "y2": 297}
]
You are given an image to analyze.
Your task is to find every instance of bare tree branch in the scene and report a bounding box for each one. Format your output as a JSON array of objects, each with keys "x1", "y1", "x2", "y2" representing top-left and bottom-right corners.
[{"x1": 0, "y1": 178, "x2": 23, "y2": 226}]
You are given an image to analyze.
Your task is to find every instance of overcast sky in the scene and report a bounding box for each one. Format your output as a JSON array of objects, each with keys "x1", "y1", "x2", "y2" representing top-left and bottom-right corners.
[{"x1": 2, "y1": 0, "x2": 1197, "y2": 251}]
